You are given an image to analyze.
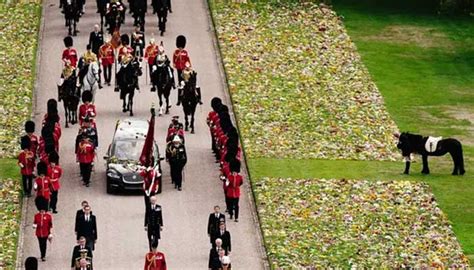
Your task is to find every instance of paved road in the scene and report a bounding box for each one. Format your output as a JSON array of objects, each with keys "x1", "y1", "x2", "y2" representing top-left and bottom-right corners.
[{"x1": 19, "y1": 1, "x2": 266, "y2": 269}]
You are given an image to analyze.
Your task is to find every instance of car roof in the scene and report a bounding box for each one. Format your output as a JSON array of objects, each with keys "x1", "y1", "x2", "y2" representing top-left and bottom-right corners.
[{"x1": 114, "y1": 118, "x2": 149, "y2": 141}]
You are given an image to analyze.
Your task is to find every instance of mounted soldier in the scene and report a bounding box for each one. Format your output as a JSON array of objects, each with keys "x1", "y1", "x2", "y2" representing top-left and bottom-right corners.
[{"x1": 151, "y1": 43, "x2": 175, "y2": 115}]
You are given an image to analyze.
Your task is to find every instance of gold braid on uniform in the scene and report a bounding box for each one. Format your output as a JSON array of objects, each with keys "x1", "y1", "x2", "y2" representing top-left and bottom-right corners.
[{"x1": 146, "y1": 253, "x2": 157, "y2": 270}]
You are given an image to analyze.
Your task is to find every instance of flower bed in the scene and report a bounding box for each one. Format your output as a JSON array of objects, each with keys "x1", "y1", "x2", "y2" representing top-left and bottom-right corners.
[
  {"x1": 0, "y1": 178, "x2": 22, "y2": 269},
  {"x1": 210, "y1": 1, "x2": 399, "y2": 160},
  {"x1": 254, "y1": 177, "x2": 469, "y2": 268},
  {"x1": 0, "y1": 3, "x2": 41, "y2": 158}
]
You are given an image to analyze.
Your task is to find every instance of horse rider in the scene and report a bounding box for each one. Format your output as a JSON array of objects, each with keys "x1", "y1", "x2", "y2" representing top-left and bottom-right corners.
[
  {"x1": 131, "y1": 26, "x2": 145, "y2": 62},
  {"x1": 62, "y1": 36, "x2": 78, "y2": 74},
  {"x1": 165, "y1": 135, "x2": 187, "y2": 191},
  {"x1": 177, "y1": 62, "x2": 202, "y2": 106},
  {"x1": 145, "y1": 38, "x2": 159, "y2": 80},
  {"x1": 172, "y1": 35, "x2": 190, "y2": 83},
  {"x1": 78, "y1": 44, "x2": 102, "y2": 89},
  {"x1": 98, "y1": 35, "x2": 114, "y2": 86}
]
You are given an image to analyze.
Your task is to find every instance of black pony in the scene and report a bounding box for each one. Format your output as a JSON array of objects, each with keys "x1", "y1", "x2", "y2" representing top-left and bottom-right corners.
[
  {"x1": 116, "y1": 59, "x2": 142, "y2": 116},
  {"x1": 63, "y1": 0, "x2": 81, "y2": 36},
  {"x1": 57, "y1": 73, "x2": 80, "y2": 127},
  {"x1": 395, "y1": 132, "x2": 465, "y2": 175},
  {"x1": 177, "y1": 72, "x2": 202, "y2": 134},
  {"x1": 151, "y1": 61, "x2": 175, "y2": 115}
]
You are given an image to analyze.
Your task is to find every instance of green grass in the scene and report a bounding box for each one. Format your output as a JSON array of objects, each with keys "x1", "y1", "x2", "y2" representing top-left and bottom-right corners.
[{"x1": 0, "y1": 159, "x2": 20, "y2": 179}]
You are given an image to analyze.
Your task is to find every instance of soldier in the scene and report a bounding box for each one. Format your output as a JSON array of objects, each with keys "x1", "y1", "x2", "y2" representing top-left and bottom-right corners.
[
  {"x1": 47, "y1": 151, "x2": 62, "y2": 214},
  {"x1": 131, "y1": 26, "x2": 145, "y2": 61},
  {"x1": 177, "y1": 62, "x2": 203, "y2": 106},
  {"x1": 144, "y1": 240, "x2": 167, "y2": 270},
  {"x1": 25, "y1": 120, "x2": 39, "y2": 157},
  {"x1": 33, "y1": 162, "x2": 52, "y2": 211},
  {"x1": 32, "y1": 197, "x2": 53, "y2": 261},
  {"x1": 71, "y1": 236, "x2": 93, "y2": 270},
  {"x1": 144, "y1": 196, "x2": 163, "y2": 251},
  {"x1": 118, "y1": 34, "x2": 134, "y2": 63},
  {"x1": 144, "y1": 38, "x2": 159, "y2": 79},
  {"x1": 172, "y1": 35, "x2": 190, "y2": 83},
  {"x1": 152, "y1": 0, "x2": 169, "y2": 36},
  {"x1": 62, "y1": 36, "x2": 78, "y2": 70},
  {"x1": 18, "y1": 135, "x2": 35, "y2": 197},
  {"x1": 165, "y1": 135, "x2": 187, "y2": 190},
  {"x1": 166, "y1": 116, "x2": 184, "y2": 143},
  {"x1": 98, "y1": 35, "x2": 114, "y2": 86},
  {"x1": 79, "y1": 91, "x2": 97, "y2": 127},
  {"x1": 76, "y1": 135, "x2": 95, "y2": 187}
]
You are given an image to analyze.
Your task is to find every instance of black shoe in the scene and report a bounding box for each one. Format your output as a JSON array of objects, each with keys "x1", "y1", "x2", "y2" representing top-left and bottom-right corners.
[
  {"x1": 169, "y1": 9, "x2": 172, "y2": 13},
  {"x1": 99, "y1": 84, "x2": 103, "y2": 89},
  {"x1": 230, "y1": 215, "x2": 233, "y2": 220},
  {"x1": 176, "y1": 102, "x2": 180, "y2": 106},
  {"x1": 234, "y1": 219, "x2": 239, "y2": 222},
  {"x1": 41, "y1": 257, "x2": 45, "y2": 261},
  {"x1": 178, "y1": 187, "x2": 182, "y2": 191},
  {"x1": 85, "y1": 183, "x2": 90, "y2": 187},
  {"x1": 53, "y1": 210, "x2": 58, "y2": 214},
  {"x1": 174, "y1": 185, "x2": 177, "y2": 189},
  {"x1": 160, "y1": 31, "x2": 164, "y2": 36}
]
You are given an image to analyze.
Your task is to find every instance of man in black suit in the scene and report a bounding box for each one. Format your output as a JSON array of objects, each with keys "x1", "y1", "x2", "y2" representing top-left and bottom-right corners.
[
  {"x1": 71, "y1": 236, "x2": 93, "y2": 269},
  {"x1": 88, "y1": 24, "x2": 104, "y2": 56},
  {"x1": 75, "y1": 201, "x2": 91, "y2": 223},
  {"x1": 75, "y1": 205, "x2": 98, "y2": 250},
  {"x1": 211, "y1": 222, "x2": 231, "y2": 253},
  {"x1": 144, "y1": 195, "x2": 163, "y2": 251},
  {"x1": 207, "y1": 205, "x2": 225, "y2": 243},
  {"x1": 208, "y1": 238, "x2": 225, "y2": 270}
]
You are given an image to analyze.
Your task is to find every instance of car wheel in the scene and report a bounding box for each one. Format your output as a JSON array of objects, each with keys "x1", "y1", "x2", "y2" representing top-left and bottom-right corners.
[{"x1": 106, "y1": 178, "x2": 114, "y2": 194}]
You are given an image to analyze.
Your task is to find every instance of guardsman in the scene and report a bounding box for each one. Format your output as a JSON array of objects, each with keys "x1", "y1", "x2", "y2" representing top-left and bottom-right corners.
[
  {"x1": 131, "y1": 26, "x2": 145, "y2": 61},
  {"x1": 144, "y1": 196, "x2": 164, "y2": 252},
  {"x1": 165, "y1": 135, "x2": 187, "y2": 190},
  {"x1": 207, "y1": 98, "x2": 222, "y2": 157},
  {"x1": 25, "y1": 120, "x2": 39, "y2": 157},
  {"x1": 77, "y1": 135, "x2": 95, "y2": 187},
  {"x1": 143, "y1": 240, "x2": 167, "y2": 270},
  {"x1": 47, "y1": 151, "x2": 62, "y2": 214},
  {"x1": 34, "y1": 162, "x2": 52, "y2": 211},
  {"x1": 79, "y1": 91, "x2": 97, "y2": 127},
  {"x1": 166, "y1": 116, "x2": 184, "y2": 143},
  {"x1": 32, "y1": 197, "x2": 53, "y2": 262},
  {"x1": 140, "y1": 166, "x2": 161, "y2": 226},
  {"x1": 145, "y1": 39, "x2": 159, "y2": 78},
  {"x1": 177, "y1": 62, "x2": 203, "y2": 106},
  {"x1": 18, "y1": 135, "x2": 35, "y2": 197},
  {"x1": 172, "y1": 35, "x2": 190, "y2": 83},
  {"x1": 99, "y1": 35, "x2": 114, "y2": 86},
  {"x1": 62, "y1": 36, "x2": 78, "y2": 69},
  {"x1": 118, "y1": 34, "x2": 134, "y2": 63}
]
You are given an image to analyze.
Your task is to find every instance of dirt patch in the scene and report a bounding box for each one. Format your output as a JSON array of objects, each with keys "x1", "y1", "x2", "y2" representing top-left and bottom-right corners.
[{"x1": 363, "y1": 25, "x2": 454, "y2": 49}]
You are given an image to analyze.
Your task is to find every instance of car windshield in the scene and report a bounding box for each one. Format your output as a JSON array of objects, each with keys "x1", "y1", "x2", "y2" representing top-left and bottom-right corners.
[{"x1": 112, "y1": 139, "x2": 145, "y2": 161}]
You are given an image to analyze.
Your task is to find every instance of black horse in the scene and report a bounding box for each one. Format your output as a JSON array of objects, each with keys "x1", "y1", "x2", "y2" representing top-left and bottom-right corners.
[
  {"x1": 395, "y1": 132, "x2": 465, "y2": 175},
  {"x1": 106, "y1": 3, "x2": 125, "y2": 34},
  {"x1": 151, "y1": 62, "x2": 175, "y2": 115},
  {"x1": 116, "y1": 59, "x2": 142, "y2": 116},
  {"x1": 57, "y1": 73, "x2": 80, "y2": 128},
  {"x1": 63, "y1": 0, "x2": 81, "y2": 36},
  {"x1": 97, "y1": 0, "x2": 108, "y2": 31},
  {"x1": 177, "y1": 72, "x2": 202, "y2": 134}
]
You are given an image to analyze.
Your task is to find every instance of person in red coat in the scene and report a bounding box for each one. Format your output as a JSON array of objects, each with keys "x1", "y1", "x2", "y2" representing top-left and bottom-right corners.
[
  {"x1": 225, "y1": 160, "x2": 243, "y2": 222},
  {"x1": 166, "y1": 116, "x2": 184, "y2": 143},
  {"x1": 79, "y1": 91, "x2": 97, "y2": 126},
  {"x1": 98, "y1": 36, "x2": 115, "y2": 86},
  {"x1": 144, "y1": 240, "x2": 167, "y2": 270},
  {"x1": 62, "y1": 36, "x2": 78, "y2": 69},
  {"x1": 34, "y1": 162, "x2": 52, "y2": 211},
  {"x1": 172, "y1": 35, "x2": 190, "y2": 83},
  {"x1": 207, "y1": 98, "x2": 222, "y2": 157},
  {"x1": 47, "y1": 152, "x2": 62, "y2": 214},
  {"x1": 18, "y1": 136, "x2": 36, "y2": 197},
  {"x1": 33, "y1": 197, "x2": 53, "y2": 261},
  {"x1": 77, "y1": 135, "x2": 95, "y2": 187},
  {"x1": 25, "y1": 120, "x2": 39, "y2": 157}
]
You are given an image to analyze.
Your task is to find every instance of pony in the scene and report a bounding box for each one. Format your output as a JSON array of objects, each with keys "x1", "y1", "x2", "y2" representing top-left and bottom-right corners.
[
  {"x1": 395, "y1": 132, "x2": 465, "y2": 175},
  {"x1": 63, "y1": 0, "x2": 81, "y2": 36},
  {"x1": 57, "y1": 72, "x2": 80, "y2": 128},
  {"x1": 116, "y1": 58, "x2": 142, "y2": 116},
  {"x1": 177, "y1": 72, "x2": 202, "y2": 134},
  {"x1": 78, "y1": 60, "x2": 100, "y2": 102},
  {"x1": 151, "y1": 61, "x2": 175, "y2": 116}
]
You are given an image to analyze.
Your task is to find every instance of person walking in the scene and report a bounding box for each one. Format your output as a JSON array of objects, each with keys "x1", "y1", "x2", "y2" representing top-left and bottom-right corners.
[
  {"x1": 32, "y1": 197, "x2": 53, "y2": 261},
  {"x1": 76, "y1": 135, "x2": 95, "y2": 187},
  {"x1": 225, "y1": 160, "x2": 243, "y2": 222},
  {"x1": 98, "y1": 35, "x2": 114, "y2": 86},
  {"x1": 209, "y1": 238, "x2": 225, "y2": 270},
  {"x1": 25, "y1": 257, "x2": 38, "y2": 270},
  {"x1": 145, "y1": 195, "x2": 163, "y2": 251},
  {"x1": 165, "y1": 135, "x2": 187, "y2": 190},
  {"x1": 18, "y1": 135, "x2": 35, "y2": 197},
  {"x1": 75, "y1": 205, "x2": 98, "y2": 251},
  {"x1": 33, "y1": 162, "x2": 52, "y2": 211},
  {"x1": 211, "y1": 222, "x2": 231, "y2": 254},
  {"x1": 25, "y1": 120, "x2": 39, "y2": 157},
  {"x1": 207, "y1": 205, "x2": 225, "y2": 243},
  {"x1": 71, "y1": 236, "x2": 93, "y2": 269},
  {"x1": 75, "y1": 200, "x2": 90, "y2": 221},
  {"x1": 152, "y1": 0, "x2": 169, "y2": 36},
  {"x1": 47, "y1": 151, "x2": 62, "y2": 214},
  {"x1": 172, "y1": 35, "x2": 190, "y2": 83},
  {"x1": 143, "y1": 240, "x2": 167, "y2": 270}
]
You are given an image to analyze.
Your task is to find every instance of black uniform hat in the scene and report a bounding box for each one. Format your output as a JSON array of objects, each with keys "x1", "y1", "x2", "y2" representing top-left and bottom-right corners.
[
  {"x1": 64, "y1": 36, "x2": 73, "y2": 47},
  {"x1": 86, "y1": 44, "x2": 91, "y2": 50},
  {"x1": 48, "y1": 151, "x2": 59, "y2": 164},
  {"x1": 36, "y1": 196, "x2": 49, "y2": 211},
  {"x1": 25, "y1": 257, "x2": 38, "y2": 270},
  {"x1": 230, "y1": 159, "x2": 241, "y2": 173},
  {"x1": 176, "y1": 35, "x2": 186, "y2": 49},
  {"x1": 37, "y1": 161, "x2": 48, "y2": 176},
  {"x1": 47, "y1": 99, "x2": 58, "y2": 115},
  {"x1": 121, "y1": 34, "x2": 130, "y2": 46},
  {"x1": 25, "y1": 120, "x2": 35, "y2": 133},
  {"x1": 82, "y1": 90, "x2": 93, "y2": 103},
  {"x1": 21, "y1": 135, "x2": 31, "y2": 150},
  {"x1": 211, "y1": 97, "x2": 222, "y2": 111}
]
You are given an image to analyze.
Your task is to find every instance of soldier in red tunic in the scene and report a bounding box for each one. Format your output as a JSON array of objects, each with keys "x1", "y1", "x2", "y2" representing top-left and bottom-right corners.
[
  {"x1": 166, "y1": 116, "x2": 184, "y2": 143},
  {"x1": 99, "y1": 36, "x2": 115, "y2": 86},
  {"x1": 143, "y1": 240, "x2": 167, "y2": 270},
  {"x1": 47, "y1": 152, "x2": 62, "y2": 214},
  {"x1": 62, "y1": 36, "x2": 78, "y2": 69},
  {"x1": 207, "y1": 98, "x2": 222, "y2": 158},
  {"x1": 225, "y1": 160, "x2": 243, "y2": 222},
  {"x1": 77, "y1": 135, "x2": 95, "y2": 187},
  {"x1": 25, "y1": 120, "x2": 39, "y2": 157},
  {"x1": 79, "y1": 91, "x2": 97, "y2": 127},
  {"x1": 34, "y1": 162, "x2": 52, "y2": 211},
  {"x1": 172, "y1": 35, "x2": 190, "y2": 83},
  {"x1": 32, "y1": 197, "x2": 53, "y2": 261},
  {"x1": 145, "y1": 39, "x2": 159, "y2": 79},
  {"x1": 18, "y1": 136, "x2": 36, "y2": 197},
  {"x1": 118, "y1": 34, "x2": 134, "y2": 63}
]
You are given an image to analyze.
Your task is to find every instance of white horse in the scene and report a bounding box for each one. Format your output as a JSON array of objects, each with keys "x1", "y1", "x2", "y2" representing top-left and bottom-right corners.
[{"x1": 81, "y1": 61, "x2": 100, "y2": 102}]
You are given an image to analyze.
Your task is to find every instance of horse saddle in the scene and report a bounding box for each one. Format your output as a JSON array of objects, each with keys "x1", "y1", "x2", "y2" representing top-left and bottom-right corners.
[{"x1": 425, "y1": 136, "x2": 442, "y2": 153}]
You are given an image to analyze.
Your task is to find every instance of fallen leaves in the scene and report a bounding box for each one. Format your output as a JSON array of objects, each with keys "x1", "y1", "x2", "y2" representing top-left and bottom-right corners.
[
  {"x1": 254, "y1": 177, "x2": 470, "y2": 268},
  {"x1": 210, "y1": 1, "x2": 399, "y2": 160},
  {"x1": 0, "y1": 178, "x2": 22, "y2": 269},
  {"x1": 0, "y1": 3, "x2": 41, "y2": 158}
]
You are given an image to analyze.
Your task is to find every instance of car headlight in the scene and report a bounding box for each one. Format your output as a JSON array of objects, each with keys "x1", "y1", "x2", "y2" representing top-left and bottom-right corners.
[{"x1": 107, "y1": 170, "x2": 121, "y2": 179}]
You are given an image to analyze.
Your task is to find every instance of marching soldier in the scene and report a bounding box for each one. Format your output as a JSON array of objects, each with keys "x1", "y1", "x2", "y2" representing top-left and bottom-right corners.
[
  {"x1": 172, "y1": 35, "x2": 190, "y2": 83},
  {"x1": 33, "y1": 162, "x2": 52, "y2": 211},
  {"x1": 18, "y1": 135, "x2": 35, "y2": 197},
  {"x1": 165, "y1": 135, "x2": 187, "y2": 190},
  {"x1": 166, "y1": 116, "x2": 184, "y2": 143},
  {"x1": 145, "y1": 39, "x2": 159, "y2": 79},
  {"x1": 79, "y1": 91, "x2": 97, "y2": 126},
  {"x1": 118, "y1": 34, "x2": 134, "y2": 63},
  {"x1": 144, "y1": 240, "x2": 167, "y2": 270},
  {"x1": 98, "y1": 35, "x2": 114, "y2": 86},
  {"x1": 131, "y1": 26, "x2": 145, "y2": 61},
  {"x1": 47, "y1": 151, "x2": 62, "y2": 214},
  {"x1": 32, "y1": 197, "x2": 53, "y2": 262},
  {"x1": 25, "y1": 120, "x2": 39, "y2": 157},
  {"x1": 144, "y1": 196, "x2": 163, "y2": 251},
  {"x1": 76, "y1": 135, "x2": 95, "y2": 187},
  {"x1": 62, "y1": 36, "x2": 78, "y2": 70}
]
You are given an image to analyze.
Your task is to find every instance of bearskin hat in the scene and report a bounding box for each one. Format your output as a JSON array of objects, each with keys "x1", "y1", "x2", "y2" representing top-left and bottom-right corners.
[
  {"x1": 37, "y1": 161, "x2": 48, "y2": 176},
  {"x1": 230, "y1": 159, "x2": 241, "y2": 173},
  {"x1": 41, "y1": 120, "x2": 56, "y2": 154},
  {"x1": 82, "y1": 90, "x2": 93, "y2": 103},
  {"x1": 25, "y1": 120, "x2": 35, "y2": 133},
  {"x1": 36, "y1": 196, "x2": 49, "y2": 211},
  {"x1": 64, "y1": 36, "x2": 73, "y2": 47},
  {"x1": 48, "y1": 151, "x2": 59, "y2": 164},
  {"x1": 121, "y1": 34, "x2": 130, "y2": 46},
  {"x1": 218, "y1": 104, "x2": 229, "y2": 116},
  {"x1": 86, "y1": 44, "x2": 91, "y2": 50},
  {"x1": 25, "y1": 257, "x2": 38, "y2": 270},
  {"x1": 47, "y1": 99, "x2": 58, "y2": 115},
  {"x1": 211, "y1": 97, "x2": 222, "y2": 111},
  {"x1": 21, "y1": 135, "x2": 31, "y2": 150},
  {"x1": 176, "y1": 35, "x2": 186, "y2": 49}
]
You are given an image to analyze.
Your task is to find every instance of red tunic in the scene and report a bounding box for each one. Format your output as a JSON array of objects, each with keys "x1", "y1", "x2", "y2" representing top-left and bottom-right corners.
[
  {"x1": 99, "y1": 43, "x2": 115, "y2": 66},
  {"x1": 172, "y1": 49, "x2": 190, "y2": 71},
  {"x1": 118, "y1": 45, "x2": 134, "y2": 62},
  {"x1": 140, "y1": 169, "x2": 160, "y2": 195},
  {"x1": 35, "y1": 176, "x2": 51, "y2": 200},
  {"x1": 79, "y1": 103, "x2": 97, "y2": 126},
  {"x1": 62, "y1": 48, "x2": 78, "y2": 68},
  {"x1": 18, "y1": 150, "x2": 36, "y2": 175},
  {"x1": 144, "y1": 251, "x2": 167, "y2": 270},
  {"x1": 145, "y1": 44, "x2": 159, "y2": 65},
  {"x1": 207, "y1": 111, "x2": 218, "y2": 127},
  {"x1": 34, "y1": 212, "x2": 53, "y2": 238},
  {"x1": 47, "y1": 165, "x2": 63, "y2": 191},
  {"x1": 28, "y1": 133, "x2": 39, "y2": 156},
  {"x1": 166, "y1": 127, "x2": 184, "y2": 142},
  {"x1": 77, "y1": 141, "x2": 95, "y2": 164},
  {"x1": 225, "y1": 173, "x2": 243, "y2": 199}
]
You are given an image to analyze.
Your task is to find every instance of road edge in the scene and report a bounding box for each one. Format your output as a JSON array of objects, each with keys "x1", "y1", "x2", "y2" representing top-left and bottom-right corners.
[{"x1": 203, "y1": 1, "x2": 270, "y2": 269}]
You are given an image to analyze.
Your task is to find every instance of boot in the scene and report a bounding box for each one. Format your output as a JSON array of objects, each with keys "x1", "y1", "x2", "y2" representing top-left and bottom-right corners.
[
  {"x1": 176, "y1": 88, "x2": 182, "y2": 106},
  {"x1": 196, "y1": 87, "x2": 203, "y2": 105}
]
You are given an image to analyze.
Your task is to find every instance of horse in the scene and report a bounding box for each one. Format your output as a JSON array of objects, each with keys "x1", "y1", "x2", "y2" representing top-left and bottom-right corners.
[
  {"x1": 63, "y1": 0, "x2": 81, "y2": 36},
  {"x1": 395, "y1": 132, "x2": 465, "y2": 175},
  {"x1": 78, "y1": 60, "x2": 100, "y2": 102},
  {"x1": 177, "y1": 72, "x2": 202, "y2": 134},
  {"x1": 106, "y1": 3, "x2": 125, "y2": 34},
  {"x1": 57, "y1": 73, "x2": 80, "y2": 128},
  {"x1": 116, "y1": 59, "x2": 142, "y2": 116},
  {"x1": 151, "y1": 62, "x2": 175, "y2": 116}
]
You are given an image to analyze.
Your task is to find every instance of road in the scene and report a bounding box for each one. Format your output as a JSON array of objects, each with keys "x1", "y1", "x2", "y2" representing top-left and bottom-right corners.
[{"x1": 19, "y1": 0, "x2": 266, "y2": 269}]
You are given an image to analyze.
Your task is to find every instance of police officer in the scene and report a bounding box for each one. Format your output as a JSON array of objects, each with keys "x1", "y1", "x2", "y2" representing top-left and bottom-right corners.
[
  {"x1": 165, "y1": 135, "x2": 187, "y2": 190},
  {"x1": 144, "y1": 195, "x2": 163, "y2": 251}
]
